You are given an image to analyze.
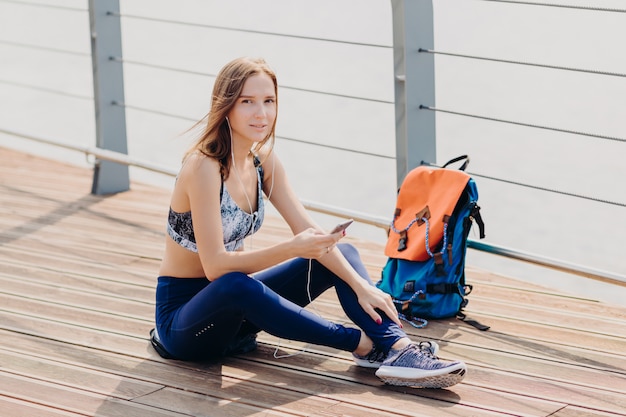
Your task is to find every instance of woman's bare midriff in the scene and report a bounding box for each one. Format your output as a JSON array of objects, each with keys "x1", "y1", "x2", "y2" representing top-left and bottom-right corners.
[{"x1": 158, "y1": 237, "x2": 206, "y2": 278}]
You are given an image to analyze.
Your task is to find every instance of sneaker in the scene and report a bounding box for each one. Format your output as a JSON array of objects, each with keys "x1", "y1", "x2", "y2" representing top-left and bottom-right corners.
[
  {"x1": 352, "y1": 341, "x2": 439, "y2": 369},
  {"x1": 149, "y1": 328, "x2": 176, "y2": 359},
  {"x1": 224, "y1": 333, "x2": 258, "y2": 356},
  {"x1": 352, "y1": 345, "x2": 387, "y2": 368},
  {"x1": 375, "y1": 343, "x2": 466, "y2": 388}
]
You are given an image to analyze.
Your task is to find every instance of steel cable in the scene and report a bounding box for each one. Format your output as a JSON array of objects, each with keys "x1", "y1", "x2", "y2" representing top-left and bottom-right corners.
[
  {"x1": 106, "y1": 11, "x2": 391, "y2": 49},
  {"x1": 110, "y1": 57, "x2": 393, "y2": 104},
  {"x1": 477, "y1": 0, "x2": 626, "y2": 14},
  {"x1": 467, "y1": 171, "x2": 626, "y2": 208},
  {"x1": 420, "y1": 105, "x2": 626, "y2": 144},
  {"x1": 419, "y1": 49, "x2": 626, "y2": 79}
]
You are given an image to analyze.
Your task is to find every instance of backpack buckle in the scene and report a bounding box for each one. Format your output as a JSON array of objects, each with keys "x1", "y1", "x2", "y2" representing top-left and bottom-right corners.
[
  {"x1": 398, "y1": 230, "x2": 408, "y2": 251},
  {"x1": 415, "y1": 206, "x2": 431, "y2": 226}
]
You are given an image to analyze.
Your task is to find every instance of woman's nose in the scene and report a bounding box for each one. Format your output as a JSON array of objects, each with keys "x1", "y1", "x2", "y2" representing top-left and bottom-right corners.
[{"x1": 254, "y1": 103, "x2": 266, "y2": 118}]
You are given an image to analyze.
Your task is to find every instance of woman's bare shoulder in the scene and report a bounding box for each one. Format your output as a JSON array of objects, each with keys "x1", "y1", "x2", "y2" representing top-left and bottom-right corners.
[{"x1": 179, "y1": 152, "x2": 221, "y2": 182}]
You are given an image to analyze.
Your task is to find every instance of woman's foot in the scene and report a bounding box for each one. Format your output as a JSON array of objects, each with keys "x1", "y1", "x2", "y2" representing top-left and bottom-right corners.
[
  {"x1": 374, "y1": 343, "x2": 466, "y2": 388},
  {"x1": 224, "y1": 333, "x2": 258, "y2": 356},
  {"x1": 352, "y1": 341, "x2": 439, "y2": 369}
]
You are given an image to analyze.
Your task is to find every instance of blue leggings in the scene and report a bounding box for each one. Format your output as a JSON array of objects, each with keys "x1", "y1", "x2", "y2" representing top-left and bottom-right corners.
[{"x1": 155, "y1": 243, "x2": 406, "y2": 360}]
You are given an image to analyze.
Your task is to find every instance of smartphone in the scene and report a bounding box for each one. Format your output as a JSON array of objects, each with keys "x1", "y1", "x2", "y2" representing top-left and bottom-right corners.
[{"x1": 330, "y1": 219, "x2": 353, "y2": 234}]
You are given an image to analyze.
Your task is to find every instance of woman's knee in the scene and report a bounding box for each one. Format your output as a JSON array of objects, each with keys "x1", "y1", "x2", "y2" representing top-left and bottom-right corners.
[
  {"x1": 212, "y1": 272, "x2": 264, "y2": 300},
  {"x1": 337, "y1": 243, "x2": 360, "y2": 263},
  {"x1": 337, "y1": 243, "x2": 371, "y2": 283}
]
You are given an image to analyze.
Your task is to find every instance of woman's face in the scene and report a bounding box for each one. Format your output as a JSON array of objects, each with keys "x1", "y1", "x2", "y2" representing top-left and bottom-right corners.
[{"x1": 227, "y1": 72, "x2": 277, "y2": 146}]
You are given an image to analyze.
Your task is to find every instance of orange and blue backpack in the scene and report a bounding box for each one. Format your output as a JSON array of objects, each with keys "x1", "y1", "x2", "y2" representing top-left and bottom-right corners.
[{"x1": 376, "y1": 155, "x2": 489, "y2": 330}]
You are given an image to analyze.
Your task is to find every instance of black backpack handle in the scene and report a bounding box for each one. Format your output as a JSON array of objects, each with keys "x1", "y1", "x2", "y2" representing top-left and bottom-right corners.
[{"x1": 442, "y1": 155, "x2": 470, "y2": 171}]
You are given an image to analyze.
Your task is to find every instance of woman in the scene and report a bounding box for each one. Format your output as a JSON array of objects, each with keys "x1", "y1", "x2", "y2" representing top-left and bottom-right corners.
[{"x1": 151, "y1": 57, "x2": 467, "y2": 389}]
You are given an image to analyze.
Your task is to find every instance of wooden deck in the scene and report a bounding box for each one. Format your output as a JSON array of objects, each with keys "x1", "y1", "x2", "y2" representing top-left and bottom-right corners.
[{"x1": 1, "y1": 146, "x2": 625, "y2": 417}]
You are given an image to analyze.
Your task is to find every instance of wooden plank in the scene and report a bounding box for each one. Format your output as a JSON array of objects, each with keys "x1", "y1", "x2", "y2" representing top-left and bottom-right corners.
[
  {"x1": 2, "y1": 260, "x2": 620, "y2": 412},
  {"x1": 549, "y1": 406, "x2": 626, "y2": 417},
  {"x1": 222, "y1": 350, "x2": 568, "y2": 417},
  {"x1": 0, "y1": 295, "x2": 150, "y2": 337},
  {"x1": 247, "y1": 340, "x2": 626, "y2": 416},
  {"x1": 3, "y1": 147, "x2": 626, "y2": 417},
  {"x1": 0, "y1": 396, "x2": 86, "y2": 417},
  {"x1": 0, "y1": 332, "x2": 386, "y2": 417},
  {"x1": 0, "y1": 248, "x2": 157, "y2": 287},
  {"x1": 422, "y1": 315, "x2": 626, "y2": 363},
  {"x1": 0, "y1": 223, "x2": 157, "y2": 251},
  {"x1": 302, "y1": 291, "x2": 626, "y2": 367},
  {"x1": 0, "y1": 306, "x2": 566, "y2": 417},
  {"x1": 0, "y1": 196, "x2": 167, "y2": 232},
  {"x1": 0, "y1": 313, "x2": 573, "y2": 417},
  {"x1": 6, "y1": 267, "x2": 623, "y2": 402},
  {"x1": 0, "y1": 350, "x2": 163, "y2": 400},
  {"x1": 0, "y1": 210, "x2": 164, "y2": 259},
  {"x1": 7, "y1": 276, "x2": 624, "y2": 407},
  {"x1": 2, "y1": 270, "x2": 620, "y2": 416},
  {"x1": 0, "y1": 266, "x2": 155, "y2": 302},
  {"x1": 0, "y1": 309, "x2": 153, "y2": 359},
  {"x1": 468, "y1": 276, "x2": 626, "y2": 320},
  {"x1": 131, "y1": 387, "x2": 301, "y2": 417},
  {"x1": 0, "y1": 348, "x2": 324, "y2": 417},
  {"x1": 0, "y1": 275, "x2": 153, "y2": 320},
  {"x1": 0, "y1": 332, "x2": 507, "y2": 417},
  {"x1": 0, "y1": 373, "x2": 189, "y2": 417},
  {"x1": 464, "y1": 296, "x2": 626, "y2": 338}
]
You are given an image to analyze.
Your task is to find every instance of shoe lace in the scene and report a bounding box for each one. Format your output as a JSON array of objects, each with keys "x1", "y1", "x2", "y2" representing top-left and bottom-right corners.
[{"x1": 417, "y1": 341, "x2": 437, "y2": 358}]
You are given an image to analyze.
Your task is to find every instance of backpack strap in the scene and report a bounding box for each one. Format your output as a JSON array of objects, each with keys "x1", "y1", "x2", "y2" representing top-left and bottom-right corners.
[
  {"x1": 471, "y1": 204, "x2": 486, "y2": 239},
  {"x1": 457, "y1": 312, "x2": 491, "y2": 331},
  {"x1": 441, "y1": 155, "x2": 470, "y2": 171},
  {"x1": 426, "y1": 283, "x2": 461, "y2": 294}
]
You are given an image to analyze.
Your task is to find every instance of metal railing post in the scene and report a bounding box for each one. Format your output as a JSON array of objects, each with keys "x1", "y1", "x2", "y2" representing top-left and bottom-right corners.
[
  {"x1": 390, "y1": 0, "x2": 436, "y2": 187},
  {"x1": 88, "y1": 0, "x2": 129, "y2": 194}
]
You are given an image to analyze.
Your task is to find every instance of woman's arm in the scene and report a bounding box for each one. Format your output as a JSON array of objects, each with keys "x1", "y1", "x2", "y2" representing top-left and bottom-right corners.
[{"x1": 182, "y1": 153, "x2": 338, "y2": 281}]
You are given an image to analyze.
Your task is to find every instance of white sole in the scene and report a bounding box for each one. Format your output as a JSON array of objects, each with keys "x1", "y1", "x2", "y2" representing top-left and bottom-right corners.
[{"x1": 375, "y1": 361, "x2": 467, "y2": 388}]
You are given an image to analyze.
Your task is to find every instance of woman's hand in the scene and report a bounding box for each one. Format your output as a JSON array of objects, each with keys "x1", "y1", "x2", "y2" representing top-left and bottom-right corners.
[
  {"x1": 354, "y1": 283, "x2": 402, "y2": 327},
  {"x1": 289, "y1": 228, "x2": 400, "y2": 326},
  {"x1": 289, "y1": 228, "x2": 343, "y2": 259}
]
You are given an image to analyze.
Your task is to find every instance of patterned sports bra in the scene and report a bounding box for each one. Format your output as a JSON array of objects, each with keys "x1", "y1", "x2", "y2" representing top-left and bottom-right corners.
[{"x1": 167, "y1": 157, "x2": 265, "y2": 253}]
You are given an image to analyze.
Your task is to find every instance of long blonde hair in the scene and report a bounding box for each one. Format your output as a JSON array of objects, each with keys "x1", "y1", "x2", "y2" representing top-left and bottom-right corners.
[{"x1": 184, "y1": 57, "x2": 278, "y2": 179}]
